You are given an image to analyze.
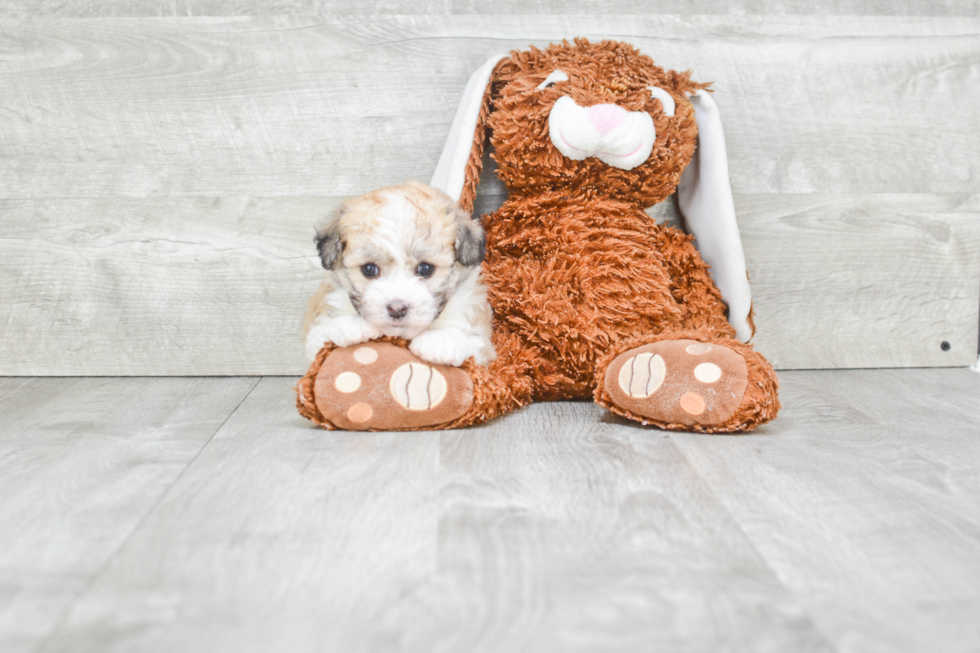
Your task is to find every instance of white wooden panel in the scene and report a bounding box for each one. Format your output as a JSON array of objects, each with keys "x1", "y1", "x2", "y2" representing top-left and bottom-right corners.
[
  {"x1": 0, "y1": 15, "x2": 977, "y2": 374},
  {"x1": 5, "y1": 1, "x2": 978, "y2": 18},
  {"x1": 445, "y1": 0, "x2": 980, "y2": 14},
  {"x1": 0, "y1": 197, "x2": 328, "y2": 376},
  {"x1": 0, "y1": 2, "x2": 176, "y2": 18},
  {"x1": 39, "y1": 377, "x2": 832, "y2": 653},
  {"x1": 0, "y1": 193, "x2": 976, "y2": 375},
  {"x1": 0, "y1": 16, "x2": 977, "y2": 197},
  {"x1": 0, "y1": 376, "x2": 257, "y2": 653},
  {"x1": 742, "y1": 194, "x2": 980, "y2": 369}
]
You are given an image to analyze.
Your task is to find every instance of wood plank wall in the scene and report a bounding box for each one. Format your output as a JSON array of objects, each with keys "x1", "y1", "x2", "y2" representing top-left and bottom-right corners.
[{"x1": 0, "y1": 4, "x2": 978, "y2": 375}]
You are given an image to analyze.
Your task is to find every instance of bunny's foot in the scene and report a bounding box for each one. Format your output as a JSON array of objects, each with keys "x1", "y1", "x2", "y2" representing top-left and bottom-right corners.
[
  {"x1": 595, "y1": 335, "x2": 779, "y2": 433},
  {"x1": 299, "y1": 342, "x2": 474, "y2": 431}
]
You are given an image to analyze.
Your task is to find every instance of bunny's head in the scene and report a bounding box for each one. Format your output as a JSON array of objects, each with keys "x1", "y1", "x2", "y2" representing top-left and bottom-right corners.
[
  {"x1": 430, "y1": 38, "x2": 755, "y2": 342},
  {"x1": 487, "y1": 39, "x2": 703, "y2": 208}
]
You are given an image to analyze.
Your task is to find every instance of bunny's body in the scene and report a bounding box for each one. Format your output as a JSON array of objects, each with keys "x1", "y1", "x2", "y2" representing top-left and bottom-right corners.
[
  {"x1": 483, "y1": 191, "x2": 728, "y2": 397},
  {"x1": 298, "y1": 39, "x2": 780, "y2": 432}
]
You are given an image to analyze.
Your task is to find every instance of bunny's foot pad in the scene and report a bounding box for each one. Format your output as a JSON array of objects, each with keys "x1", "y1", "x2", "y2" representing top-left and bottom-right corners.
[
  {"x1": 603, "y1": 339, "x2": 748, "y2": 428},
  {"x1": 313, "y1": 342, "x2": 473, "y2": 431}
]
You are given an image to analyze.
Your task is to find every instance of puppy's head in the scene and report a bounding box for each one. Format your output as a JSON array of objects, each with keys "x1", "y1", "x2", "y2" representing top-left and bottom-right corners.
[{"x1": 315, "y1": 180, "x2": 485, "y2": 339}]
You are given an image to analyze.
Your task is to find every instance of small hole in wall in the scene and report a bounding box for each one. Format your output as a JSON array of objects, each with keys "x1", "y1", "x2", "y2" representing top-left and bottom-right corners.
[{"x1": 941, "y1": 341, "x2": 951, "y2": 351}]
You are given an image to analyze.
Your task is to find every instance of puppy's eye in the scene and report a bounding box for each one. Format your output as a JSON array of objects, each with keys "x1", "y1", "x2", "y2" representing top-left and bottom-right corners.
[
  {"x1": 537, "y1": 70, "x2": 569, "y2": 90},
  {"x1": 361, "y1": 263, "x2": 379, "y2": 278},
  {"x1": 415, "y1": 262, "x2": 435, "y2": 278}
]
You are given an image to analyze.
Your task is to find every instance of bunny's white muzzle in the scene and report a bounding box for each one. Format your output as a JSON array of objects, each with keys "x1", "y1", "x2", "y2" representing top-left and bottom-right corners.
[{"x1": 548, "y1": 96, "x2": 655, "y2": 170}]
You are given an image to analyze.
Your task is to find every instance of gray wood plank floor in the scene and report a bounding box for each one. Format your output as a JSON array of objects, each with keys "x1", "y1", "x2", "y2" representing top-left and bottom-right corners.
[
  {"x1": 2, "y1": 369, "x2": 978, "y2": 653},
  {"x1": 0, "y1": 377, "x2": 259, "y2": 653}
]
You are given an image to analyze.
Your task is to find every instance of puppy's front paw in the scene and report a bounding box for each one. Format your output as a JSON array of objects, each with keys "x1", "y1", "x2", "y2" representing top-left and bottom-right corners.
[
  {"x1": 410, "y1": 329, "x2": 485, "y2": 367},
  {"x1": 326, "y1": 315, "x2": 382, "y2": 348},
  {"x1": 305, "y1": 325, "x2": 331, "y2": 360},
  {"x1": 306, "y1": 316, "x2": 381, "y2": 359}
]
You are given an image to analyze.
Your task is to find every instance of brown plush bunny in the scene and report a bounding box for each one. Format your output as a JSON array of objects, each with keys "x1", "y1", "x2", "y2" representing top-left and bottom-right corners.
[{"x1": 298, "y1": 38, "x2": 780, "y2": 433}]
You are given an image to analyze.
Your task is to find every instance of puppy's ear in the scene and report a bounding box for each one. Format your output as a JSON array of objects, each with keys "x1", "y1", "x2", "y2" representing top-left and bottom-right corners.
[
  {"x1": 454, "y1": 209, "x2": 486, "y2": 267},
  {"x1": 314, "y1": 208, "x2": 345, "y2": 270}
]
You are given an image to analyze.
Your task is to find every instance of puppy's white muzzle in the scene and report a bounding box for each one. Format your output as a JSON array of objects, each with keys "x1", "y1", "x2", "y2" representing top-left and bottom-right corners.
[
  {"x1": 548, "y1": 96, "x2": 655, "y2": 170},
  {"x1": 358, "y1": 272, "x2": 440, "y2": 339}
]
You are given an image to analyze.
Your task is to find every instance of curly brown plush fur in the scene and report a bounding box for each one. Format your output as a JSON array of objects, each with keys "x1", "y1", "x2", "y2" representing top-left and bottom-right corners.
[{"x1": 300, "y1": 38, "x2": 779, "y2": 433}]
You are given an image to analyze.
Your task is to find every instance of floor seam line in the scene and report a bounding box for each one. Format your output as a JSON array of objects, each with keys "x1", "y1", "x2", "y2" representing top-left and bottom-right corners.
[
  {"x1": 30, "y1": 376, "x2": 263, "y2": 653},
  {"x1": 663, "y1": 432, "x2": 841, "y2": 653}
]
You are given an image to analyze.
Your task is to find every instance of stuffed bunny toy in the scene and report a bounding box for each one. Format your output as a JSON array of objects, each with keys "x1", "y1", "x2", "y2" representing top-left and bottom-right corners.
[{"x1": 298, "y1": 38, "x2": 780, "y2": 433}]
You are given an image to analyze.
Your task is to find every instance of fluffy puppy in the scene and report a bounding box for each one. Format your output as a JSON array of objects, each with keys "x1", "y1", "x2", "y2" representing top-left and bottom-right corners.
[{"x1": 302, "y1": 181, "x2": 494, "y2": 367}]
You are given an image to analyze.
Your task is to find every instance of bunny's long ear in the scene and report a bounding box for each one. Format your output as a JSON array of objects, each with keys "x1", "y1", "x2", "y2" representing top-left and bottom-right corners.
[
  {"x1": 677, "y1": 89, "x2": 754, "y2": 342},
  {"x1": 430, "y1": 54, "x2": 509, "y2": 214}
]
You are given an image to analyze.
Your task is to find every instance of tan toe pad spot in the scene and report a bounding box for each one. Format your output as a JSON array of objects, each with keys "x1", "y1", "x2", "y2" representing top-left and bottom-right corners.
[
  {"x1": 347, "y1": 402, "x2": 373, "y2": 423},
  {"x1": 679, "y1": 392, "x2": 706, "y2": 415},
  {"x1": 693, "y1": 362, "x2": 722, "y2": 383},
  {"x1": 353, "y1": 346, "x2": 378, "y2": 364},
  {"x1": 334, "y1": 371, "x2": 362, "y2": 393}
]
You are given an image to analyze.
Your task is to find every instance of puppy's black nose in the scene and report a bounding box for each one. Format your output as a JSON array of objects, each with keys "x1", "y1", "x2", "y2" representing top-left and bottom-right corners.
[{"x1": 386, "y1": 300, "x2": 409, "y2": 319}]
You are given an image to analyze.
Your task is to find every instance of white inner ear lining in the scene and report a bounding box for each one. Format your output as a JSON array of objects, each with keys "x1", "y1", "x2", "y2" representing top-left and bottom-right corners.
[
  {"x1": 647, "y1": 86, "x2": 676, "y2": 117},
  {"x1": 537, "y1": 70, "x2": 569, "y2": 90}
]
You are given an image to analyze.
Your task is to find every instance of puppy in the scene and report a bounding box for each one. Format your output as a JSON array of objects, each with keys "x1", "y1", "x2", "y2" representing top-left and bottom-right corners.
[{"x1": 302, "y1": 181, "x2": 494, "y2": 368}]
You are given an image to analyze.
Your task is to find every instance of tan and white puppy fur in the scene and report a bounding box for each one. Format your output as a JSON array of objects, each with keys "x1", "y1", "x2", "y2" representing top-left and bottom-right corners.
[{"x1": 302, "y1": 181, "x2": 494, "y2": 367}]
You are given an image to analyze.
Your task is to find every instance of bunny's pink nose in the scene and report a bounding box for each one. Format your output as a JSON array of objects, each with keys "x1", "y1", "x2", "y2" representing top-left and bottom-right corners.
[{"x1": 587, "y1": 104, "x2": 628, "y2": 134}]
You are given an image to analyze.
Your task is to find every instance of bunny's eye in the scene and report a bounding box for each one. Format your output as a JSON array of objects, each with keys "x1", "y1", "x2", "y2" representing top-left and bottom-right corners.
[
  {"x1": 537, "y1": 70, "x2": 569, "y2": 90},
  {"x1": 647, "y1": 86, "x2": 676, "y2": 117}
]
